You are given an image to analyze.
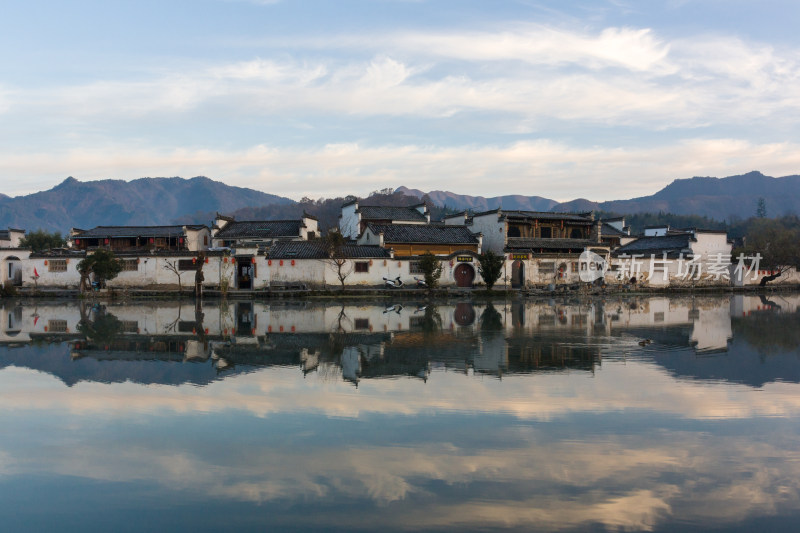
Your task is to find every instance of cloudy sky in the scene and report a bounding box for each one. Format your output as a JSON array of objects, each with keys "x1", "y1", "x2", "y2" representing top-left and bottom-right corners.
[{"x1": 2, "y1": 0, "x2": 800, "y2": 201}]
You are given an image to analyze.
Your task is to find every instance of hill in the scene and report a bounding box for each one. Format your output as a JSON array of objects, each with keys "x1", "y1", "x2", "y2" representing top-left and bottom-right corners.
[
  {"x1": 402, "y1": 171, "x2": 800, "y2": 221},
  {"x1": 0, "y1": 176, "x2": 294, "y2": 233},
  {"x1": 395, "y1": 186, "x2": 557, "y2": 212}
]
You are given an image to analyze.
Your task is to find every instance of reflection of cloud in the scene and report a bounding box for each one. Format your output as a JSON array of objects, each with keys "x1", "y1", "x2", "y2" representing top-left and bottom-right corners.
[
  {"x1": 3, "y1": 358, "x2": 800, "y2": 421},
  {"x1": 3, "y1": 421, "x2": 800, "y2": 531}
]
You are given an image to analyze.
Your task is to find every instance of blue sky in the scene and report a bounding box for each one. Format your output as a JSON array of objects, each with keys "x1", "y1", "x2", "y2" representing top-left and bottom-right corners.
[{"x1": 2, "y1": 0, "x2": 800, "y2": 201}]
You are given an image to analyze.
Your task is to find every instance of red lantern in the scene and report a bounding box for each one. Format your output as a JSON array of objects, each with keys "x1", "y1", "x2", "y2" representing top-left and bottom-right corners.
[
  {"x1": 223, "y1": 257, "x2": 228, "y2": 263},
  {"x1": 75, "y1": 239, "x2": 80, "y2": 245},
  {"x1": 291, "y1": 259, "x2": 295, "y2": 266},
  {"x1": 149, "y1": 238, "x2": 154, "y2": 244},
  {"x1": 291, "y1": 325, "x2": 295, "y2": 332},
  {"x1": 280, "y1": 260, "x2": 284, "y2": 266},
  {"x1": 104, "y1": 238, "x2": 109, "y2": 245},
  {"x1": 192, "y1": 257, "x2": 197, "y2": 264},
  {"x1": 268, "y1": 259, "x2": 272, "y2": 266},
  {"x1": 179, "y1": 237, "x2": 184, "y2": 244},
  {"x1": 251, "y1": 257, "x2": 256, "y2": 264},
  {"x1": 44, "y1": 260, "x2": 48, "y2": 266}
]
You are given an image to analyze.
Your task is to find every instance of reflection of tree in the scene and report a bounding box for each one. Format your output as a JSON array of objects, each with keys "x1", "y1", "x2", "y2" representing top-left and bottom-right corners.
[
  {"x1": 733, "y1": 312, "x2": 800, "y2": 354},
  {"x1": 480, "y1": 303, "x2": 504, "y2": 331},
  {"x1": 77, "y1": 309, "x2": 123, "y2": 345},
  {"x1": 422, "y1": 306, "x2": 442, "y2": 335}
]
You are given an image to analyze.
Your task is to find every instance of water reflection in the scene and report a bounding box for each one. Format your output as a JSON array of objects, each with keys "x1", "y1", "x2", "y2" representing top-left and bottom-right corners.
[{"x1": 1, "y1": 295, "x2": 800, "y2": 531}]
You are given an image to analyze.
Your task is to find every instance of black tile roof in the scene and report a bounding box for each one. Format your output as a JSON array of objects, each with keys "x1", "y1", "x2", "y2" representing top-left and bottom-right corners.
[
  {"x1": 73, "y1": 225, "x2": 206, "y2": 239},
  {"x1": 366, "y1": 223, "x2": 478, "y2": 244},
  {"x1": 472, "y1": 208, "x2": 593, "y2": 224},
  {"x1": 358, "y1": 206, "x2": 427, "y2": 222},
  {"x1": 268, "y1": 240, "x2": 392, "y2": 259},
  {"x1": 505, "y1": 238, "x2": 601, "y2": 251},
  {"x1": 215, "y1": 220, "x2": 302, "y2": 240},
  {"x1": 601, "y1": 223, "x2": 626, "y2": 236},
  {"x1": 614, "y1": 234, "x2": 694, "y2": 257}
]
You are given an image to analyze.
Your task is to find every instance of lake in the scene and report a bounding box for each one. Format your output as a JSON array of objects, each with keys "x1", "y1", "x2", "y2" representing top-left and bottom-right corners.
[{"x1": 1, "y1": 294, "x2": 800, "y2": 532}]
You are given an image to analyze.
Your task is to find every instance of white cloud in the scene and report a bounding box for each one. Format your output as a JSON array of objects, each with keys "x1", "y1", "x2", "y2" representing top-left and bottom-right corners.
[{"x1": 2, "y1": 138, "x2": 800, "y2": 200}]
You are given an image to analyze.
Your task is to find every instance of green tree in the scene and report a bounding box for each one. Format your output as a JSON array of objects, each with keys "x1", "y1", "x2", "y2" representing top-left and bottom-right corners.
[
  {"x1": 19, "y1": 230, "x2": 66, "y2": 252},
  {"x1": 756, "y1": 197, "x2": 767, "y2": 218},
  {"x1": 77, "y1": 249, "x2": 123, "y2": 291},
  {"x1": 418, "y1": 252, "x2": 443, "y2": 291},
  {"x1": 477, "y1": 251, "x2": 504, "y2": 290}
]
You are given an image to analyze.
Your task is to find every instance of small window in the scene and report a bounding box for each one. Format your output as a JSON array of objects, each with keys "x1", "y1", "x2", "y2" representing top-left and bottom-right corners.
[
  {"x1": 570, "y1": 228, "x2": 583, "y2": 239},
  {"x1": 571, "y1": 261, "x2": 579, "y2": 271},
  {"x1": 354, "y1": 319, "x2": 370, "y2": 329},
  {"x1": 355, "y1": 261, "x2": 369, "y2": 273},
  {"x1": 540, "y1": 227, "x2": 552, "y2": 239},
  {"x1": 48, "y1": 259, "x2": 67, "y2": 272},
  {"x1": 120, "y1": 321, "x2": 139, "y2": 333},
  {"x1": 409, "y1": 261, "x2": 424, "y2": 274},
  {"x1": 307, "y1": 231, "x2": 316, "y2": 240},
  {"x1": 48, "y1": 319, "x2": 68, "y2": 332},
  {"x1": 178, "y1": 259, "x2": 200, "y2": 271},
  {"x1": 539, "y1": 262, "x2": 555, "y2": 273},
  {"x1": 121, "y1": 260, "x2": 138, "y2": 272},
  {"x1": 203, "y1": 235, "x2": 208, "y2": 245},
  {"x1": 507, "y1": 226, "x2": 521, "y2": 238}
]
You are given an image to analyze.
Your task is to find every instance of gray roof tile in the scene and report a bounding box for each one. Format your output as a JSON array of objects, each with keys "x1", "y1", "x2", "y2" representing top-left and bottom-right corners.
[
  {"x1": 505, "y1": 238, "x2": 601, "y2": 251},
  {"x1": 614, "y1": 234, "x2": 694, "y2": 257},
  {"x1": 358, "y1": 206, "x2": 427, "y2": 222},
  {"x1": 366, "y1": 223, "x2": 478, "y2": 244},
  {"x1": 215, "y1": 220, "x2": 302, "y2": 240},
  {"x1": 73, "y1": 225, "x2": 205, "y2": 239},
  {"x1": 268, "y1": 240, "x2": 392, "y2": 259}
]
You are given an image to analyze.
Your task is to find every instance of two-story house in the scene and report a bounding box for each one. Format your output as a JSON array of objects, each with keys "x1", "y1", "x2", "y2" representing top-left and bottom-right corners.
[
  {"x1": 211, "y1": 213, "x2": 318, "y2": 248},
  {"x1": 339, "y1": 200, "x2": 430, "y2": 239},
  {"x1": 70, "y1": 225, "x2": 210, "y2": 252}
]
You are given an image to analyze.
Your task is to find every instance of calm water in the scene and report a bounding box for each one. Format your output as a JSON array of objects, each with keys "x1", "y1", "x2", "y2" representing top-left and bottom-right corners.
[{"x1": 1, "y1": 294, "x2": 800, "y2": 532}]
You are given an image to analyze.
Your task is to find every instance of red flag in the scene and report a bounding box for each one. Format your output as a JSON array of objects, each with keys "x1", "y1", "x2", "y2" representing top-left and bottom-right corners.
[{"x1": 33, "y1": 267, "x2": 39, "y2": 278}]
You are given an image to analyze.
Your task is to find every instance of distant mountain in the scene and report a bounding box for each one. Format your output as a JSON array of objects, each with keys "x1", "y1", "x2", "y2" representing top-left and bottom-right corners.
[
  {"x1": 402, "y1": 171, "x2": 800, "y2": 221},
  {"x1": 0, "y1": 176, "x2": 294, "y2": 233},
  {"x1": 551, "y1": 171, "x2": 800, "y2": 219},
  {"x1": 396, "y1": 186, "x2": 558, "y2": 212}
]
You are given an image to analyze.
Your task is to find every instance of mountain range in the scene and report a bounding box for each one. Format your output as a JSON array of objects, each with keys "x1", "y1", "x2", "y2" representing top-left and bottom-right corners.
[
  {"x1": 401, "y1": 171, "x2": 800, "y2": 220},
  {"x1": 1, "y1": 171, "x2": 797, "y2": 234},
  {"x1": 0, "y1": 176, "x2": 293, "y2": 234}
]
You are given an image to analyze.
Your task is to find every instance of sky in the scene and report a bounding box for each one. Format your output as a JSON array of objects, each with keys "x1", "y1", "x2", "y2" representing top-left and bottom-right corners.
[{"x1": 2, "y1": 0, "x2": 800, "y2": 202}]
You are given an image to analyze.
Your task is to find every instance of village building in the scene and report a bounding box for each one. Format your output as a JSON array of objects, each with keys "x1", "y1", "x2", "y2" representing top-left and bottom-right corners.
[
  {"x1": 339, "y1": 200, "x2": 430, "y2": 239},
  {"x1": 211, "y1": 213, "x2": 318, "y2": 248},
  {"x1": 1, "y1": 228, "x2": 29, "y2": 288},
  {"x1": 610, "y1": 228, "x2": 733, "y2": 287},
  {"x1": 69, "y1": 225, "x2": 211, "y2": 252},
  {"x1": 357, "y1": 223, "x2": 482, "y2": 287},
  {"x1": 445, "y1": 209, "x2": 610, "y2": 287}
]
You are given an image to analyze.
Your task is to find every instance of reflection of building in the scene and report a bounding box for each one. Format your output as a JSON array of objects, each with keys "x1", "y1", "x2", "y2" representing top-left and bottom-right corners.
[{"x1": 3, "y1": 295, "x2": 800, "y2": 387}]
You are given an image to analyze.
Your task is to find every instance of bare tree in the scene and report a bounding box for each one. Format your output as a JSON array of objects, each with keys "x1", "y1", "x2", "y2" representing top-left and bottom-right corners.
[
  {"x1": 163, "y1": 259, "x2": 185, "y2": 293},
  {"x1": 322, "y1": 231, "x2": 352, "y2": 290}
]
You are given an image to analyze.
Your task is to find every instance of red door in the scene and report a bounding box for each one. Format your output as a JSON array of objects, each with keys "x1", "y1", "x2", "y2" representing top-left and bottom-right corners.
[{"x1": 454, "y1": 264, "x2": 475, "y2": 288}]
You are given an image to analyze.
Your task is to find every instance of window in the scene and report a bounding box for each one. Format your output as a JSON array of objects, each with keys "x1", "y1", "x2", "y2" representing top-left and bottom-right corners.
[
  {"x1": 507, "y1": 226, "x2": 521, "y2": 238},
  {"x1": 48, "y1": 319, "x2": 68, "y2": 333},
  {"x1": 121, "y1": 321, "x2": 139, "y2": 333},
  {"x1": 354, "y1": 319, "x2": 370, "y2": 329},
  {"x1": 355, "y1": 261, "x2": 369, "y2": 273},
  {"x1": 178, "y1": 259, "x2": 200, "y2": 271},
  {"x1": 203, "y1": 235, "x2": 208, "y2": 245},
  {"x1": 121, "y1": 260, "x2": 138, "y2": 272},
  {"x1": 409, "y1": 261, "x2": 424, "y2": 274},
  {"x1": 540, "y1": 227, "x2": 552, "y2": 239},
  {"x1": 48, "y1": 259, "x2": 67, "y2": 272},
  {"x1": 539, "y1": 262, "x2": 555, "y2": 273},
  {"x1": 571, "y1": 262, "x2": 579, "y2": 272},
  {"x1": 307, "y1": 231, "x2": 316, "y2": 240},
  {"x1": 570, "y1": 228, "x2": 583, "y2": 239}
]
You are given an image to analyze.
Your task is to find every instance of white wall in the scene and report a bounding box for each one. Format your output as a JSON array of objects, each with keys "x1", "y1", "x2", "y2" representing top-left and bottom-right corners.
[
  {"x1": 469, "y1": 212, "x2": 505, "y2": 254},
  {"x1": 339, "y1": 203, "x2": 360, "y2": 239}
]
